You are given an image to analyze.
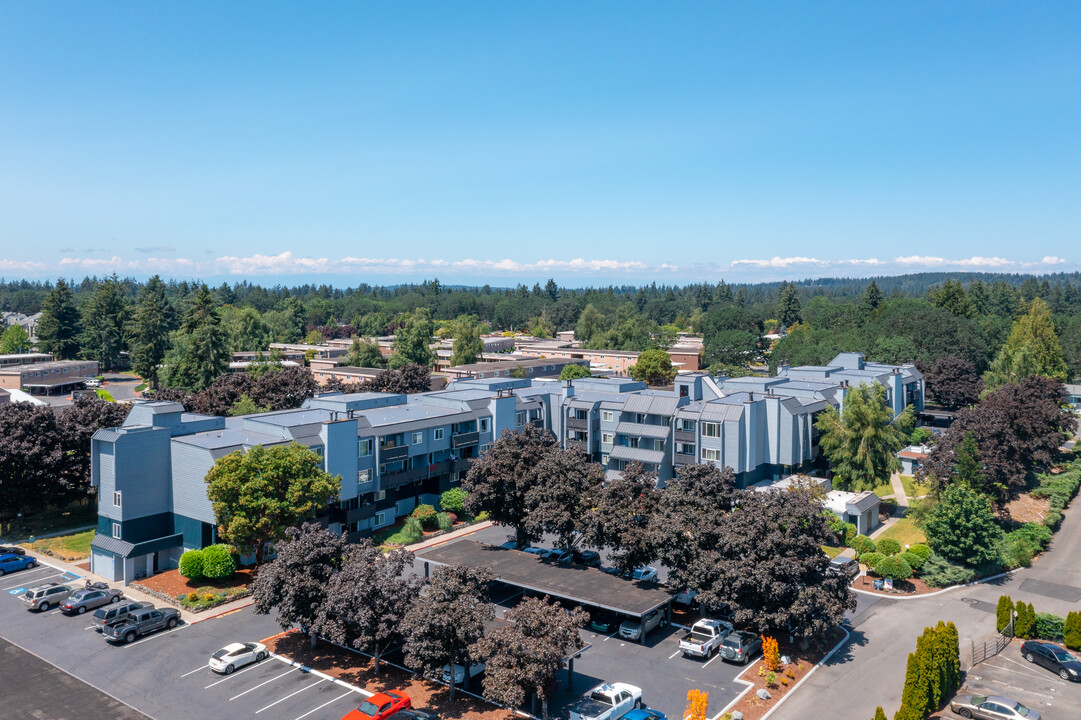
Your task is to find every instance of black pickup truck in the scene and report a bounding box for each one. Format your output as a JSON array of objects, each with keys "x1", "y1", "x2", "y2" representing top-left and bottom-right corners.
[{"x1": 102, "y1": 605, "x2": 180, "y2": 644}]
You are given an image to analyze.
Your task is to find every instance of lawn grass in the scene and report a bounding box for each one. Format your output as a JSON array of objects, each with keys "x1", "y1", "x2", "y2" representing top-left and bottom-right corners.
[
  {"x1": 822, "y1": 545, "x2": 844, "y2": 559},
  {"x1": 24, "y1": 529, "x2": 94, "y2": 561},
  {"x1": 871, "y1": 480, "x2": 895, "y2": 498},
  {"x1": 900, "y1": 474, "x2": 929, "y2": 499},
  {"x1": 874, "y1": 517, "x2": 926, "y2": 547}
]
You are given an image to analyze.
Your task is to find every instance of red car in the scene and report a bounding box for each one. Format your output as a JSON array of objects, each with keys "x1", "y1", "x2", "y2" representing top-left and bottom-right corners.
[{"x1": 341, "y1": 691, "x2": 411, "y2": 720}]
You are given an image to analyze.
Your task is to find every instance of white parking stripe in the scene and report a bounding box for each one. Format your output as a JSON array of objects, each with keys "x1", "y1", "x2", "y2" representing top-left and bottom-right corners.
[
  {"x1": 668, "y1": 650, "x2": 681, "y2": 659},
  {"x1": 702, "y1": 652, "x2": 722, "y2": 669},
  {"x1": 293, "y1": 689, "x2": 356, "y2": 720},
  {"x1": 205, "y1": 661, "x2": 263, "y2": 688},
  {"x1": 229, "y1": 668, "x2": 296, "y2": 701},
  {"x1": 3, "y1": 572, "x2": 61, "y2": 591},
  {"x1": 255, "y1": 678, "x2": 326, "y2": 713},
  {"x1": 119, "y1": 622, "x2": 189, "y2": 649},
  {"x1": 180, "y1": 664, "x2": 209, "y2": 678}
]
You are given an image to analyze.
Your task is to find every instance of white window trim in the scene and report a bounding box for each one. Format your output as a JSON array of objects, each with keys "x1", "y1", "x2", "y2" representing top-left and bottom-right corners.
[
  {"x1": 357, "y1": 469, "x2": 370, "y2": 483},
  {"x1": 412, "y1": 431, "x2": 424, "y2": 445},
  {"x1": 113, "y1": 491, "x2": 121, "y2": 508},
  {"x1": 111, "y1": 522, "x2": 121, "y2": 539},
  {"x1": 358, "y1": 438, "x2": 373, "y2": 457},
  {"x1": 480, "y1": 418, "x2": 491, "y2": 432},
  {"x1": 434, "y1": 428, "x2": 445, "y2": 441},
  {"x1": 601, "y1": 432, "x2": 614, "y2": 444},
  {"x1": 702, "y1": 448, "x2": 722, "y2": 461},
  {"x1": 375, "y1": 511, "x2": 387, "y2": 526},
  {"x1": 374, "y1": 490, "x2": 386, "y2": 501},
  {"x1": 601, "y1": 410, "x2": 614, "y2": 423}
]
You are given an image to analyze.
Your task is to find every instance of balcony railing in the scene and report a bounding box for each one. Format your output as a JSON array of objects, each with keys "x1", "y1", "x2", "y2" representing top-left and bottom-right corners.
[
  {"x1": 451, "y1": 431, "x2": 479, "y2": 449},
  {"x1": 347, "y1": 505, "x2": 376, "y2": 523},
  {"x1": 379, "y1": 444, "x2": 409, "y2": 461},
  {"x1": 566, "y1": 439, "x2": 589, "y2": 453},
  {"x1": 673, "y1": 453, "x2": 696, "y2": 466},
  {"x1": 566, "y1": 417, "x2": 589, "y2": 430},
  {"x1": 674, "y1": 429, "x2": 696, "y2": 443}
]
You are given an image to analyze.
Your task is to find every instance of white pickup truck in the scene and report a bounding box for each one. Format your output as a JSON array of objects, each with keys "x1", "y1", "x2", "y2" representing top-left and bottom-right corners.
[
  {"x1": 567, "y1": 682, "x2": 643, "y2": 720},
  {"x1": 678, "y1": 618, "x2": 734, "y2": 658}
]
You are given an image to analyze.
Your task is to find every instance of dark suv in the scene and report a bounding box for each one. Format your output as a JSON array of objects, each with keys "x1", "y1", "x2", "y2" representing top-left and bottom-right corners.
[
  {"x1": 1021, "y1": 641, "x2": 1081, "y2": 681},
  {"x1": 92, "y1": 601, "x2": 153, "y2": 631}
]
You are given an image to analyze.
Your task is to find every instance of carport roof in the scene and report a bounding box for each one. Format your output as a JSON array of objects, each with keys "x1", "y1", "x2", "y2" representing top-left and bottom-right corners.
[{"x1": 416, "y1": 539, "x2": 674, "y2": 616}]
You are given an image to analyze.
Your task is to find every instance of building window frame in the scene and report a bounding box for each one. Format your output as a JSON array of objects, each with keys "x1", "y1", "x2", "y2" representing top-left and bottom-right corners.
[
  {"x1": 702, "y1": 447, "x2": 722, "y2": 462},
  {"x1": 479, "y1": 417, "x2": 491, "y2": 433},
  {"x1": 411, "y1": 431, "x2": 424, "y2": 445},
  {"x1": 111, "y1": 522, "x2": 122, "y2": 540},
  {"x1": 358, "y1": 438, "x2": 373, "y2": 457},
  {"x1": 358, "y1": 469, "x2": 370, "y2": 484},
  {"x1": 702, "y1": 422, "x2": 721, "y2": 438},
  {"x1": 601, "y1": 432, "x2": 614, "y2": 445},
  {"x1": 434, "y1": 427, "x2": 445, "y2": 441},
  {"x1": 113, "y1": 491, "x2": 121, "y2": 508},
  {"x1": 601, "y1": 410, "x2": 614, "y2": 423}
]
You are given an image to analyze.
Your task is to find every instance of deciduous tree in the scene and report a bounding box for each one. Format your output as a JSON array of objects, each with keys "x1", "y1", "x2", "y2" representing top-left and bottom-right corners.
[
  {"x1": 205, "y1": 443, "x2": 340, "y2": 565},
  {"x1": 558, "y1": 363, "x2": 592, "y2": 381},
  {"x1": 403, "y1": 565, "x2": 494, "y2": 700},
  {"x1": 0, "y1": 402, "x2": 68, "y2": 517},
  {"x1": 923, "y1": 484, "x2": 1002, "y2": 567},
  {"x1": 251, "y1": 523, "x2": 346, "y2": 647},
  {"x1": 0, "y1": 324, "x2": 31, "y2": 354},
  {"x1": 474, "y1": 596, "x2": 587, "y2": 720},
  {"x1": 313, "y1": 540, "x2": 422, "y2": 675},
  {"x1": 580, "y1": 462, "x2": 661, "y2": 575},
  {"x1": 926, "y1": 356, "x2": 982, "y2": 409},
  {"x1": 628, "y1": 348, "x2": 676, "y2": 386},
  {"x1": 983, "y1": 297, "x2": 1067, "y2": 391},
  {"x1": 389, "y1": 308, "x2": 433, "y2": 368},
  {"x1": 346, "y1": 337, "x2": 386, "y2": 368},
  {"x1": 450, "y1": 317, "x2": 484, "y2": 367}
]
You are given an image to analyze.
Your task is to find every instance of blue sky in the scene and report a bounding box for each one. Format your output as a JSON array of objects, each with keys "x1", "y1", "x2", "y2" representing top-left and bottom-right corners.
[{"x1": 1, "y1": 2, "x2": 1078, "y2": 285}]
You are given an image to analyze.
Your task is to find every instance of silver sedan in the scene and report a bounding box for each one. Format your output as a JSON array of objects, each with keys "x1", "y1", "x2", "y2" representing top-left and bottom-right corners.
[
  {"x1": 60, "y1": 587, "x2": 124, "y2": 615},
  {"x1": 949, "y1": 695, "x2": 1040, "y2": 720}
]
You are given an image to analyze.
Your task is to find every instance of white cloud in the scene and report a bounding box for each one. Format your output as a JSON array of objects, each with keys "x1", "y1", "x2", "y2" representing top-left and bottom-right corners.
[
  {"x1": 216, "y1": 253, "x2": 664, "y2": 276},
  {"x1": 58, "y1": 255, "x2": 134, "y2": 270},
  {"x1": 1041, "y1": 256, "x2": 1067, "y2": 265},
  {"x1": 730, "y1": 257, "x2": 830, "y2": 269},
  {"x1": 0, "y1": 259, "x2": 48, "y2": 273}
]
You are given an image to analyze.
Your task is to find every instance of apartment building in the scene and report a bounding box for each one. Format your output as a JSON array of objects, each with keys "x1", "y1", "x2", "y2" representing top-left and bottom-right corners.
[
  {"x1": 445, "y1": 356, "x2": 589, "y2": 380},
  {"x1": 0, "y1": 352, "x2": 52, "y2": 369},
  {"x1": 0, "y1": 359, "x2": 99, "y2": 394}
]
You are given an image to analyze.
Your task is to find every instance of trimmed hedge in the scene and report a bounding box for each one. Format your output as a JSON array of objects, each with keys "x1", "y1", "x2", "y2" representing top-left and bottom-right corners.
[
  {"x1": 860, "y1": 552, "x2": 884, "y2": 569},
  {"x1": 1035, "y1": 612, "x2": 1065, "y2": 641},
  {"x1": 908, "y1": 543, "x2": 932, "y2": 561},
  {"x1": 877, "y1": 538, "x2": 902, "y2": 556},
  {"x1": 850, "y1": 535, "x2": 876, "y2": 556},
  {"x1": 1065, "y1": 611, "x2": 1081, "y2": 650},
  {"x1": 439, "y1": 488, "x2": 468, "y2": 514},
  {"x1": 201, "y1": 544, "x2": 236, "y2": 579},
  {"x1": 412, "y1": 504, "x2": 438, "y2": 529},
  {"x1": 178, "y1": 549, "x2": 204, "y2": 580},
  {"x1": 874, "y1": 555, "x2": 913, "y2": 582}
]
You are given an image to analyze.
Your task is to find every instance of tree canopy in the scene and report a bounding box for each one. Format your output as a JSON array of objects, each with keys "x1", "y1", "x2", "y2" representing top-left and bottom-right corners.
[
  {"x1": 628, "y1": 348, "x2": 677, "y2": 386},
  {"x1": 815, "y1": 382, "x2": 910, "y2": 491}
]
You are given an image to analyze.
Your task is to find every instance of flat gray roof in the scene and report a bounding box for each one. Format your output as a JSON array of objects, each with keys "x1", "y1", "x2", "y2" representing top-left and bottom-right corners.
[{"x1": 416, "y1": 539, "x2": 674, "y2": 617}]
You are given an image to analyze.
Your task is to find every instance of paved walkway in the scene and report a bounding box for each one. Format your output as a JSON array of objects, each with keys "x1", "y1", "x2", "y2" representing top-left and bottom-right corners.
[{"x1": 889, "y1": 471, "x2": 909, "y2": 509}]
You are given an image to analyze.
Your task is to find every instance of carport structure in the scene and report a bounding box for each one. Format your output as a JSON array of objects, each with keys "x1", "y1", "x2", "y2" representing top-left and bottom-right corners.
[{"x1": 416, "y1": 539, "x2": 675, "y2": 648}]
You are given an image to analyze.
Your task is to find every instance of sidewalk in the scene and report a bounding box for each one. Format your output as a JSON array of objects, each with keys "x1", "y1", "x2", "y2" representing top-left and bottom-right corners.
[
  {"x1": 18, "y1": 547, "x2": 250, "y2": 624},
  {"x1": 889, "y1": 472, "x2": 909, "y2": 510},
  {"x1": 405, "y1": 519, "x2": 494, "y2": 552}
]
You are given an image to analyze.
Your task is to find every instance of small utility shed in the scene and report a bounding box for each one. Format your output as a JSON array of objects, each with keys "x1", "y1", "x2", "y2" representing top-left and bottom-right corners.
[{"x1": 416, "y1": 539, "x2": 675, "y2": 646}]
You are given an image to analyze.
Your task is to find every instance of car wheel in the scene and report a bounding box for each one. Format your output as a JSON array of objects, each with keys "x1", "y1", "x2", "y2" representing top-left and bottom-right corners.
[
  {"x1": 27, "y1": 560, "x2": 36, "y2": 568},
  {"x1": 124, "y1": 631, "x2": 136, "y2": 644},
  {"x1": 77, "y1": 606, "x2": 86, "y2": 615},
  {"x1": 167, "y1": 617, "x2": 178, "y2": 629},
  {"x1": 111, "y1": 595, "x2": 121, "y2": 603},
  {"x1": 1060, "y1": 669, "x2": 1070, "y2": 680},
  {"x1": 225, "y1": 664, "x2": 234, "y2": 674},
  {"x1": 0, "y1": 569, "x2": 6, "y2": 576},
  {"x1": 39, "y1": 601, "x2": 50, "y2": 611},
  {"x1": 1026, "y1": 652, "x2": 1035, "y2": 662},
  {"x1": 256, "y1": 651, "x2": 266, "y2": 661},
  {"x1": 958, "y1": 709, "x2": 972, "y2": 719}
]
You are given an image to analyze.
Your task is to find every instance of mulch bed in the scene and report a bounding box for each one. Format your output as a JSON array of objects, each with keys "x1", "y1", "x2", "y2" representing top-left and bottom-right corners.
[
  {"x1": 725, "y1": 627, "x2": 846, "y2": 720},
  {"x1": 74, "y1": 561, "x2": 90, "y2": 572},
  {"x1": 137, "y1": 566, "x2": 254, "y2": 598},
  {"x1": 266, "y1": 631, "x2": 515, "y2": 720},
  {"x1": 1003, "y1": 494, "x2": 1051, "y2": 525},
  {"x1": 853, "y1": 574, "x2": 937, "y2": 596}
]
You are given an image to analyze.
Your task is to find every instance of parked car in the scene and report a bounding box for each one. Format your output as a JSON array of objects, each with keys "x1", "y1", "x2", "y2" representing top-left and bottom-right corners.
[
  {"x1": 499, "y1": 540, "x2": 519, "y2": 550},
  {"x1": 0, "y1": 544, "x2": 26, "y2": 555},
  {"x1": 679, "y1": 619, "x2": 733, "y2": 658},
  {"x1": 384, "y1": 712, "x2": 437, "y2": 720},
  {"x1": 440, "y1": 662, "x2": 485, "y2": 685},
  {"x1": 210, "y1": 642, "x2": 268, "y2": 674},
  {"x1": 60, "y1": 585, "x2": 124, "y2": 615},
  {"x1": 674, "y1": 587, "x2": 697, "y2": 606},
  {"x1": 623, "y1": 710, "x2": 665, "y2": 720},
  {"x1": 949, "y1": 695, "x2": 1040, "y2": 719},
  {"x1": 0, "y1": 552, "x2": 37, "y2": 576},
  {"x1": 631, "y1": 567, "x2": 658, "y2": 582},
  {"x1": 568, "y1": 682, "x2": 643, "y2": 720},
  {"x1": 523, "y1": 546, "x2": 547, "y2": 556},
  {"x1": 91, "y1": 601, "x2": 153, "y2": 631},
  {"x1": 720, "y1": 630, "x2": 762, "y2": 665},
  {"x1": 342, "y1": 690, "x2": 411, "y2": 720},
  {"x1": 618, "y1": 608, "x2": 666, "y2": 641},
  {"x1": 827, "y1": 556, "x2": 860, "y2": 580},
  {"x1": 1021, "y1": 640, "x2": 1081, "y2": 681},
  {"x1": 22, "y1": 582, "x2": 74, "y2": 611},
  {"x1": 576, "y1": 550, "x2": 602, "y2": 567},
  {"x1": 590, "y1": 609, "x2": 618, "y2": 634},
  {"x1": 102, "y1": 605, "x2": 180, "y2": 644}
]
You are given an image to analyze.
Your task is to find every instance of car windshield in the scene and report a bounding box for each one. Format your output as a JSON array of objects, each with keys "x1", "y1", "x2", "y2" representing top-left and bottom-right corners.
[
  {"x1": 588, "y1": 692, "x2": 613, "y2": 703},
  {"x1": 1013, "y1": 702, "x2": 1031, "y2": 717},
  {"x1": 93, "y1": 608, "x2": 109, "y2": 618},
  {"x1": 722, "y1": 637, "x2": 740, "y2": 647},
  {"x1": 69, "y1": 591, "x2": 87, "y2": 600},
  {"x1": 358, "y1": 701, "x2": 379, "y2": 715},
  {"x1": 1052, "y1": 649, "x2": 1075, "y2": 662}
]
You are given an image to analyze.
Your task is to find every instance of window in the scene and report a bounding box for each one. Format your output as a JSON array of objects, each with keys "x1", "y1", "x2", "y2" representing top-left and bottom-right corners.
[
  {"x1": 676, "y1": 442, "x2": 695, "y2": 455},
  {"x1": 375, "y1": 512, "x2": 387, "y2": 526},
  {"x1": 358, "y1": 438, "x2": 373, "y2": 457},
  {"x1": 412, "y1": 431, "x2": 424, "y2": 445},
  {"x1": 434, "y1": 428, "x2": 445, "y2": 441},
  {"x1": 635, "y1": 413, "x2": 646, "y2": 424},
  {"x1": 113, "y1": 491, "x2": 121, "y2": 508},
  {"x1": 601, "y1": 454, "x2": 609, "y2": 465},
  {"x1": 702, "y1": 422, "x2": 721, "y2": 438},
  {"x1": 340, "y1": 497, "x2": 359, "y2": 511},
  {"x1": 516, "y1": 411, "x2": 525, "y2": 426},
  {"x1": 568, "y1": 431, "x2": 587, "y2": 442},
  {"x1": 601, "y1": 432, "x2": 614, "y2": 444},
  {"x1": 680, "y1": 419, "x2": 697, "y2": 432},
  {"x1": 480, "y1": 443, "x2": 491, "y2": 453},
  {"x1": 602, "y1": 410, "x2": 614, "y2": 423},
  {"x1": 374, "y1": 490, "x2": 386, "y2": 501},
  {"x1": 628, "y1": 437, "x2": 640, "y2": 449},
  {"x1": 702, "y1": 448, "x2": 722, "y2": 462},
  {"x1": 480, "y1": 418, "x2": 491, "y2": 433},
  {"x1": 112, "y1": 523, "x2": 122, "y2": 540},
  {"x1": 357, "y1": 469, "x2": 370, "y2": 484}
]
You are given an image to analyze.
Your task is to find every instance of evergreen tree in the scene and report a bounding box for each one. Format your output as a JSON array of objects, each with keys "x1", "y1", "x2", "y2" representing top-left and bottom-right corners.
[
  {"x1": 1015, "y1": 600, "x2": 1034, "y2": 638},
  {"x1": 161, "y1": 284, "x2": 229, "y2": 391},
  {"x1": 873, "y1": 708, "x2": 887, "y2": 720},
  {"x1": 779, "y1": 281, "x2": 802, "y2": 328},
  {"x1": 130, "y1": 275, "x2": 172, "y2": 388},
  {"x1": 996, "y1": 595, "x2": 1014, "y2": 634},
  {"x1": 929, "y1": 278, "x2": 974, "y2": 318},
  {"x1": 944, "y1": 621, "x2": 961, "y2": 696},
  {"x1": 924, "y1": 484, "x2": 1002, "y2": 567},
  {"x1": 78, "y1": 274, "x2": 128, "y2": 370},
  {"x1": 389, "y1": 307, "x2": 433, "y2": 368},
  {"x1": 894, "y1": 652, "x2": 926, "y2": 720},
  {"x1": 984, "y1": 297, "x2": 1067, "y2": 391},
  {"x1": 1064, "y1": 611, "x2": 1081, "y2": 650},
  {"x1": 815, "y1": 382, "x2": 910, "y2": 490},
  {"x1": 450, "y1": 317, "x2": 483, "y2": 367},
  {"x1": 37, "y1": 278, "x2": 81, "y2": 359},
  {"x1": 861, "y1": 280, "x2": 883, "y2": 315},
  {"x1": 953, "y1": 431, "x2": 986, "y2": 489},
  {"x1": 917, "y1": 629, "x2": 939, "y2": 715}
]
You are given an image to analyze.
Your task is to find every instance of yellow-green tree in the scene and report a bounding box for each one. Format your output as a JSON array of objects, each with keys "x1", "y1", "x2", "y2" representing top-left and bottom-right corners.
[
  {"x1": 816, "y1": 382, "x2": 911, "y2": 491},
  {"x1": 685, "y1": 689, "x2": 708, "y2": 720},
  {"x1": 984, "y1": 298, "x2": 1067, "y2": 391}
]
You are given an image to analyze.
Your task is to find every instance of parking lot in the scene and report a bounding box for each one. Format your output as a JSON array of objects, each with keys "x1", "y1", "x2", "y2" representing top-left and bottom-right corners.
[
  {"x1": 0, "y1": 558, "x2": 372, "y2": 720},
  {"x1": 959, "y1": 641, "x2": 1081, "y2": 717}
]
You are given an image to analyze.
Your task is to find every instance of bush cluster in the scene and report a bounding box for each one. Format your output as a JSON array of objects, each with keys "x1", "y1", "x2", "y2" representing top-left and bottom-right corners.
[
  {"x1": 850, "y1": 535, "x2": 876, "y2": 555},
  {"x1": 895, "y1": 621, "x2": 961, "y2": 719},
  {"x1": 907, "y1": 544, "x2": 932, "y2": 561},
  {"x1": 874, "y1": 555, "x2": 913, "y2": 582},
  {"x1": 1031, "y1": 459, "x2": 1081, "y2": 529},
  {"x1": 920, "y1": 555, "x2": 975, "y2": 588},
  {"x1": 179, "y1": 549, "x2": 205, "y2": 580},
  {"x1": 201, "y1": 544, "x2": 237, "y2": 579},
  {"x1": 999, "y1": 522, "x2": 1053, "y2": 570},
  {"x1": 412, "y1": 504, "x2": 438, "y2": 529},
  {"x1": 436, "y1": 512, "x2": 453, "y2": 531},
  {"x1": 876, "y1": 538, "x2": 902, "y2": 556},
  {"x1": 898, "y1": 551, "x2": 925, "y2": 572},
  {"x1": 439, "y1": 487, "x2": 468, "y2": 514},
  {"x1": 859, "y1": 552, "x2": 884, "y2": 569}
]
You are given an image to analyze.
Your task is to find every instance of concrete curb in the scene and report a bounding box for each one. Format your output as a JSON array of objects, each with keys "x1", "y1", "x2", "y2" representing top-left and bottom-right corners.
[
  {"x1": 404, "y1": 520, "x2": 495, "y2": 552},
  {"x1": 758, "y1": 626, "x2": 852, "y2": 720},
  {"x1": 851, "y1": 568, "x2": 1023, "y2": 601}
]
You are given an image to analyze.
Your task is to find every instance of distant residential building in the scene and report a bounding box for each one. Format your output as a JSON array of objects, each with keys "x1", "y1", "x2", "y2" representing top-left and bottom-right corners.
[
  {"x1": 446, "y1": 356, "x2": 589, "y2": 380},
  {"x1": 1, "y1": 311, "x2": 42, "y2": 342},
  {"x1": 0, "y1": 352, "x2": 53, "y2": 369},
  {"x1": 897, "y1": 445, "x2": 929, "y2": 475},
  {"x1": 0, "y1": 359, "x2": 99, "y2": 395},
  {"x1": 268, "y1": 342, "x2": 348, "y2": 360}
]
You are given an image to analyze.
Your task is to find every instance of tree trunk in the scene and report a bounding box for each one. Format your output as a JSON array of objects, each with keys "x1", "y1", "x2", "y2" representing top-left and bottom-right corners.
[
  {"x1": 374, "y1": 653, "x2": 381, "y2": 676},
  {"x1": 449, "y1": 671, "x2": 456, "y2": 701},
  {"x1": 541, "y1": 697, "x2": 549, "y2": 720}
]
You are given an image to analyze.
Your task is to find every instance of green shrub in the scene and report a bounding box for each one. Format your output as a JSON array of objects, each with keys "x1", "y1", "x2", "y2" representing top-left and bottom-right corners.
[
  {"x1": 850, "y1": 536, "x2": 876, "y2": 556},
  {"x1": 997, "y1": 595, "x2": 1014, "y2": 633},
  {"x1": 899, "y1": 551, "x2": 925, "y2": 573},
  {"x1": 201, "y1": 544, "x2": 236, "y2": 579},
  {"x1": 998, "y1": 532, "x2": 1037, "y2": 569},
  {"x1": 874, "y1": 555, "x2": 913, "y2": 582},
  {"x1": 842, "y1": 522, "x2": 858, "y2": 547},
  {"x1": 1065, "y1": 611, "x2": 1081, "y2": 650},
  {"x1": 921, "y1": 554, "x2": 976, "y2": 588},
  {"x1": 1015, "y1": 601, "x2": 1035, "y2": 639},
  {"x1": 475, "y1": 510, "x2": 490, "y2": 522},
  {"x1": 1034, "y1": 612, "x2": 1065, "y2": 641},
  {"x1": 404, "y1": 516, "x2": 424, "y2": 538},
  {"x1": 1015, "y1": 522, "x2": 1052, "y2": 549},
  {"x1": 187, "y1": 591, "x2": 199, "y2": 602},
  {"x1": 823, "y1": 510, "x2": 846, "y2": 537},
  {"x1": 876, "y1": 538, "x2": 902, "y2": 556},
  {"x1": 860, "y1": 552, "x2": 884, "y2": 569},
  {"x1": 178, "y1": 549, "x2": 205, "y2": 580},
  {"x1": 436, "y1": 512, "x2": 453, "y2": 531},
  {"x1": 411, "y1": 504, "x2": 438, "y2": 528},
  {"x1": 907, "y1": 543, "x2": 932, "y2": 561},
  {"x1": 439, "y1": 488, "x2": 468, "y2": 514}
]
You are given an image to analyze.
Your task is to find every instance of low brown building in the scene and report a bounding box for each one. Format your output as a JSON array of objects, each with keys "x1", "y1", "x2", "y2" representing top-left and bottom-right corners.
[{"x1": 0, "y1": 359, "x2": 100, "y2": 394}]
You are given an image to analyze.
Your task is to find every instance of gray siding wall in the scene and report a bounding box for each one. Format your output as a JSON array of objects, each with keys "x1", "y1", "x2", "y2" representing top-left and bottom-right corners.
[
  {"x1": 96, "y1": 442, "x2": 118, "y2": 522},
  {"x1": 170, "y1": 442, "x2": 218, "y2": 524},
  {"x1": 114, "y1": 429, "x2": 172, "y2": 520},
  {"x1": 323, "y1": 419, "x2": 359, "y2": 500}
]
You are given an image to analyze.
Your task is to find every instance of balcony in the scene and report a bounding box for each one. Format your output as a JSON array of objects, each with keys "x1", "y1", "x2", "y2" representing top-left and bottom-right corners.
[
  {"x1": 379, "y1": 444, "x2": 409, "y2": 461},
  {"x1": 673, "y1": 453, "x2": 696, "y2": 466},
  {"x1": 615, "y1": 421, "x2": 670, "y2": 440},
  {"x1": 381, "y1": 465, "x2": 430, "y2": 490},
  {"x1": 347, "y1": 505, "x2": 376, "y2": 523},
  {"x1": 674, "y1": 429, "x2": 696, "y2": 443},
  {"x1": 566, "y1": 439, "x2": 589, "y2": 453},
  {"x1": 566, "y1": 417, "x2": 589, "y2": 431},
  {"x1": 530, "y1": 418, "x2": 544, "y2": 429},
  {"x1": 451, "y1": 431, "x2": 479, "y2": 449}
]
